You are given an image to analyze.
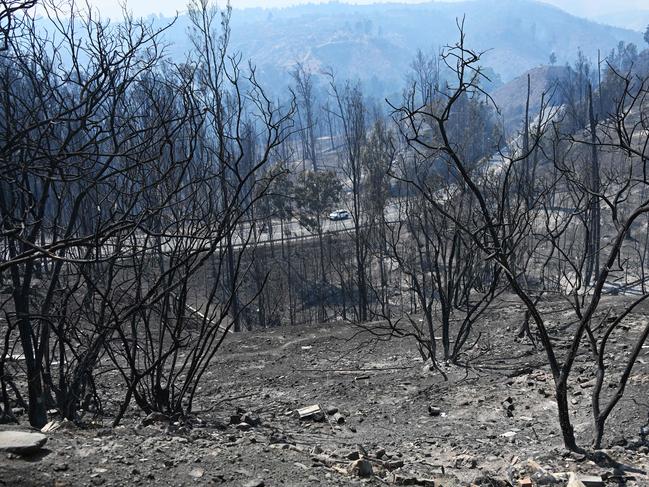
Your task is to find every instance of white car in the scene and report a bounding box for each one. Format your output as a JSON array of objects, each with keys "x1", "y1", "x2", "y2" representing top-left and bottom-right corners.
[{"x1": 328, "y1": 209, "x2": 350, "y2": 221}]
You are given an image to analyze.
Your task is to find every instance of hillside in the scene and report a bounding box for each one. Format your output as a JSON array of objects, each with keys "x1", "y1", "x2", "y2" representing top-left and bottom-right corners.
[
  {"x1": 3, "y1": 296, "x2": 649, "y2": 486},
  {"x1": 157, "y1": 0, "x2": 643, "y2": 98},
  {"x1": 492, "y1": 65, "x2": 572, "y2": 132}
]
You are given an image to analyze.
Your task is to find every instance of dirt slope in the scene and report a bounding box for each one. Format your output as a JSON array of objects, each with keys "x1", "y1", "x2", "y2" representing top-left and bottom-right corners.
[{"x1": 2, "y1": 296, "x2": 648, "y2": 486}]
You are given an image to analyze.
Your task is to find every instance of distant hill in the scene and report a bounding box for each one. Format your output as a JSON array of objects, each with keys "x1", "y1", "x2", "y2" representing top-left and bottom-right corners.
[
  {"x1": 156, "y1": 0, "x2": 643, "y2": 99},
  {"x1": 492, "y1": 46, "x2": 649, "y2": 134},
  {"x1": 492, "y1": 65, "x2": 572, "y2": 133}
]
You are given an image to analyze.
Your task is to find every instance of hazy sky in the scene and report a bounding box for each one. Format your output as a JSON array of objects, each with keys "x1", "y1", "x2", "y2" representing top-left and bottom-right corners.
[{"x1": 82, "y1": 0, "x2": 647, "y2": 22}]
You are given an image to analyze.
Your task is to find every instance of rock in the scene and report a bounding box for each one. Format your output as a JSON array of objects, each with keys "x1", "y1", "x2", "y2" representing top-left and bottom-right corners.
[
  {"x1": 519, "y1": 477, "x2": 533, "y2": 487},
  {"x1": 326, "y1": 406, "x2": 339, "y2": 415},
  {"x1": 189, "y1": 467, "x2": 205, "y2": 479},
  {"x1": 428, "y1": 405, "x2": 442, "y2": 416},
  {"x1": 376, "y1": 447, "x2": 386, "y2": 459},
  {"x1": 236, "y1": 422, "x2": 251, "y2": 431},
  {"x1": 242, "y1": 414, "x2": 261, "y2": 427},
  {"x1": 533, "y1": 472, "x2": 561, "y2": 485},
  {"x1": 0, "y1": 430, "x2": 47, "y2": 454},
  {"x1": 579, "y1": 379, "x2": 595, "y2": 389},
  {"x1": 348, "y1": 458, "x2": 373, "y2": 477},
  {"x1": 454, "y1": 454, "x2": 477, "y2": 468},
  {"x1": 242, "y1": 480, "x2": 265, "y2": 487}
]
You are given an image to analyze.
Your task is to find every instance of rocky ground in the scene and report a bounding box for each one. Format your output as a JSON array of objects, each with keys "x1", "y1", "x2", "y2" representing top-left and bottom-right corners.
[{"x1": 1, "y1": 296, "x2": 649, "y2": 486}]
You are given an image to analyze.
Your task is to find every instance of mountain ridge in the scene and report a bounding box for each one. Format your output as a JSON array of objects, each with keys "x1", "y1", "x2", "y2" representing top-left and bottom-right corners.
[{"x1": 153, "y1": 0, "x2": 643, "y2": 98}]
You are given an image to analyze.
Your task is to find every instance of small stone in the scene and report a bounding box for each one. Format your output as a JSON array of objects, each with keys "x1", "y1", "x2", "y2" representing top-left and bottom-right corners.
[
  {"x1": 455, "y1": 454, "x2": 477, "y2": 469},
  {"x1": 428, "y1": 405, "x2": 442, "y2": 416},
  {"x1": 326, "y1": 406, "x2": 338, "y2": 415},
  {"x1": 533, "y1": 472, "x2": 560, "y2": 485},
  {"x1": 189, "y1": 467, "x2": 205, "y2": 479},
  {"x1": 236, "y1": 422, "x2": 251, "y2": 431},
  {"x1": 242, "y1": 480, "x2": 265, "y2": 487},
  {"x1": 243, "y1": 414, "x2": 261, "y2": 427}
]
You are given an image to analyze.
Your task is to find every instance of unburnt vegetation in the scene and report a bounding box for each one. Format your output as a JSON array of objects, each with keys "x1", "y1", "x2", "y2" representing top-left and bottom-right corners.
[{"x1": 2, "y1": 1, "x2": 649, "y2": 484}]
